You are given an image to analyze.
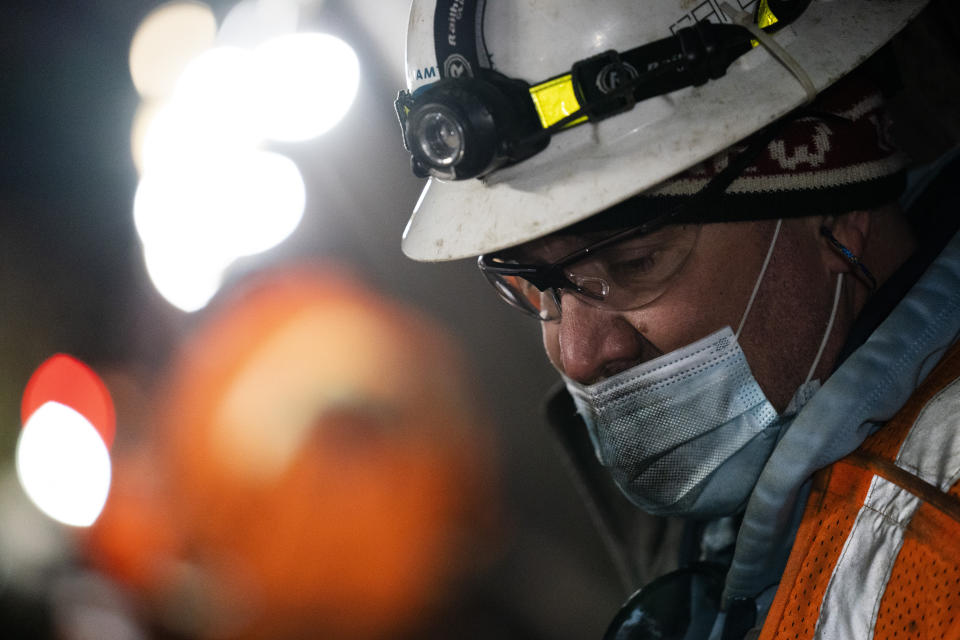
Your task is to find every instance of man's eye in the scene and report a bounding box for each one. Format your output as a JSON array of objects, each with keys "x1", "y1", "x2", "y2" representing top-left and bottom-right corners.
[{"x1": 607, "y1": 250, "x2": 661, "y2": 280}]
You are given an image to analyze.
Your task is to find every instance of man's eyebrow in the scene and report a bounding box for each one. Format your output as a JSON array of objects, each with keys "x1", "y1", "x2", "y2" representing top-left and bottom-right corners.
[{"x1": 502, "y1": 222, "x2": 679, "y2": 264}]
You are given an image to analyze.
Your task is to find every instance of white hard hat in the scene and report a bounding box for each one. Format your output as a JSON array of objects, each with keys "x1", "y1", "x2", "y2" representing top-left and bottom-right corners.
[{"x1": 398, "y1": 0, "x2": 928, "y2": 262}]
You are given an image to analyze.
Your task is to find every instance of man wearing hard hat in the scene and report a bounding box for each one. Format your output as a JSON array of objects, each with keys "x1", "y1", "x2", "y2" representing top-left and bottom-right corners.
[{"x1": 395, "y1": 1, "x2": 960, "y2": 638}]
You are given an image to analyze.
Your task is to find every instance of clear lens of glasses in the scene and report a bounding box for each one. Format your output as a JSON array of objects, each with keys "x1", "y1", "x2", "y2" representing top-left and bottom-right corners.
[{"x1": 483, "y1": 224, "x2": 700, "y2": 321}]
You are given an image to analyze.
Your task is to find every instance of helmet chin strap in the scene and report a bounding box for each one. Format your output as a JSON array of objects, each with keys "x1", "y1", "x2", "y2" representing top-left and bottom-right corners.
[{"x1": 735, "y1": 218, "x2": 844, "y2": 387}]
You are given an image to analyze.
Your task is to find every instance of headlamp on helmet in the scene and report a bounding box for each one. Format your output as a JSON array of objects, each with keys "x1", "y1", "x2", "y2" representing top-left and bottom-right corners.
[
  {"x1": 396, "y1": 1, "x2": 810, "y2": 182},
  {"x1": 396, "y1": 71, "x2": 548, "y2": 181}
]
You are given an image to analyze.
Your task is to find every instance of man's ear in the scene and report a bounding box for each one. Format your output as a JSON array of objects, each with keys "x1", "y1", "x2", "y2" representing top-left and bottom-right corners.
[{"x1": 820, "y1": 211, "x2": 871, "y2": 275}]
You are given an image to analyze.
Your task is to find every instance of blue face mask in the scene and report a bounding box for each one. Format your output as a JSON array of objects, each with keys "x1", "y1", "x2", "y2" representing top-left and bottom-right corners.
[{"x1": 563, "y1": 220, "x2": 841, "y2": 517}]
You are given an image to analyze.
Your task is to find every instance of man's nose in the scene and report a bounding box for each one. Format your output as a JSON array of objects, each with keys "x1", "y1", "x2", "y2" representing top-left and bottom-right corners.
[{"x1": 554, "y1": 293, "x2": 659, "y2": 385}]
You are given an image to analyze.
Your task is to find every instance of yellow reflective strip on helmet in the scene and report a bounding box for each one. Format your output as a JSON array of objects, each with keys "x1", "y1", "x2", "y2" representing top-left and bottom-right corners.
[
  {"x1": 529, "y1": 75, "x2": 588, "y2": 129},
  {"x1": 756, "y1": 0, "x2": 780, "y2": 29},
  {"x1": 748, "y1": 0, "x2": 781, "y2": 47}
]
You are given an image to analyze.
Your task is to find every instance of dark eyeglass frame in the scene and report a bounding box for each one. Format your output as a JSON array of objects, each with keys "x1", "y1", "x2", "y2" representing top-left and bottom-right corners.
[{"x1": 477, "y1": 210, "x2": 680, "y2": 307}]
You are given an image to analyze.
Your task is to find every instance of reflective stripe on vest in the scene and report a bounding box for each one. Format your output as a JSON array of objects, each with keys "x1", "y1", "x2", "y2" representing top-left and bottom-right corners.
[{"x1": 760, "y1": 342, "x2": 960, "y2": 640}]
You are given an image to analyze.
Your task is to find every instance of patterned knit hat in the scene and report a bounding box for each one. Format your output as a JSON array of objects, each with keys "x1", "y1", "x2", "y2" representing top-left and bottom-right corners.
[{"x1": 567, "y1": 70, "x2": 909, "y2": 234}]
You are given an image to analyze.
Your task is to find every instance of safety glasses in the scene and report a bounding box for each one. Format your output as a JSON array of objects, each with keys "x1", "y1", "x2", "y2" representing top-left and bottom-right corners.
[
  {"x1": 478, "y1": 219, "x2": 701, "y2": 322},
  {"x1": 475, "y1": 95, "x2": 808, "y2": 323}
]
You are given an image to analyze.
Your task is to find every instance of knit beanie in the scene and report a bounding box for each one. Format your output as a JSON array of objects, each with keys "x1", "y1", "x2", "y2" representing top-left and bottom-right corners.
[{"x1": 567, "y1": 69, "x2": 908, "y2": 234}]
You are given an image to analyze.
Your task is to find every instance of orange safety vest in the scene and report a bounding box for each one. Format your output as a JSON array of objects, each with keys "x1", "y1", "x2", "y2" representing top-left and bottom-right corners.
[{"x1": 760, "y1": 341, "x2": 960, "y2": 640}]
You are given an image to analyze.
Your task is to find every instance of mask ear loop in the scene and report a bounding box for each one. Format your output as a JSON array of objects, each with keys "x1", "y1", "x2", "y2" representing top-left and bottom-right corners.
[
  {"x1": 736, "y1": 218, "x2": 783, "y2": 339},
  {"x1": 804, "y1": 273, "x2": 843, "y2": 385}
]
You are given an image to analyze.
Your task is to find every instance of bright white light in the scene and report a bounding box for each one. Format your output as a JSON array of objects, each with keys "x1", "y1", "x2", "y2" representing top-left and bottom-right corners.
[
  {"x1": 252, "y1": 33, "x2": 360, "y2": 142},
  {"x1": 143, "y1": 245, "x2": 227, "y2": 313},
  {"x1": 140, "y1": 99, "x2": 252, "y2": 175},
  {"x1": 134, "y1": 157, "x2": 230, "y2": 312},
  {"x1": 134, "y1": 150, "x2": 305, "y2": 256},
  {"x1": 134, "y1": 149, "x2": 305, "y2": 312},
  {"x1": 218, "y1": 0, "x2": 300, "y2": 49},
  {"x1": 128, "y1": 10, "x2": 326, "y2": 313},
  {"x1": 141, "y1": 46, "x2": 259, "y2": 174},
  {"x1": 129, "y1": 1, "x2": 218, "y2": 100},
  {"x1": 174, "y1": 45, "x2": 256, "y2": 114},
  {"x1": 133, "y1": 159, "x2": 223, "y2": 252},
  {"x1": 221, "y1": 151, "x2": 306, "y2": 256},
  {"x1": 16, "y1": 402, "x2": 112, "y2": 528}
]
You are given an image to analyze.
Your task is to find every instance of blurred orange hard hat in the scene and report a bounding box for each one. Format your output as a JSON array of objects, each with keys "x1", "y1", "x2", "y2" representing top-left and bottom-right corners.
[{"x1": 86, "y1": 264, "x2": 498, "y2": 640}]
